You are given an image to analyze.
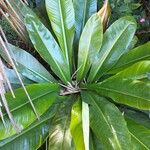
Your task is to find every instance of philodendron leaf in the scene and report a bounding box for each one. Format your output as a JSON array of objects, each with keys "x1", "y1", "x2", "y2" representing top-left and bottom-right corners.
[
  {"x1": 86, "y1": 61, "x2": 150, "y2": 110},
  {"x1": 70, "y1": 98, "x2": 85, "y2": 150},
  {"x1": 88, "y1": 16, "x2": 137, "y2": 82},
  {"x1": 0, "y1": 106, "x2": 57, "y2": 150},
  {"x1": 25, "y1": 14, "x2": 71, "y2": 84},
  {"x1": 0, "y1": 83, "x2": 60, "y2": 140},
  {"x1": 77, "y1": 14, "x2": 103, "y2": 81},
  {"x1": 110, "y1": 42, "x2": 150, "y2": 73},
  {"x1": 0, "y1": 43, "x2": 55, "y2": 83},
  {"x1": 45, "y1": 0, "x2": 75, "y2": 72},
  {"x1": 82, "y1": 92, "x2": 131, "y2": 150},
  {"x1": 73, "y1": 0, "x2": 97, "y2": 45},
  {"x1": 125, "y1": 117, "x2": 150, "y2": 150}
]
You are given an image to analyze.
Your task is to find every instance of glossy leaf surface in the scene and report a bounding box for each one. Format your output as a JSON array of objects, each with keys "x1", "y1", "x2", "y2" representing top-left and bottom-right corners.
[
  {"x1": 126, "y1": 117, "x2": 150, "y2": 150},
  {"x1": 0, "y1": 43, "x2": 55, "y2": 83},
  {"x1": 0, "y1": 106, "x2": 57, "y2": 150},
  {"x1": 25, "y1": 14, "x2": 71, "y2": 83},
  {"x1": 0, "y1": 83, "x2": 60, "y2": 140},
  {"x1": 77, "y1": 14, "x2": 103, "y2": 81},
  {"x1": 83, "y1": 92, "x2": 131, "y2": 150},
  {"x1": 49, "y1": 98, "x2": 74, "y2": 150},
  {"x1": 45, "y1": 0, "x2": 75, "y2": 71},
  {"x1": 88, "y1": 16, "x2": 137, "y2": 82},
  {"x1": 111, "y1": 61, "x2": 150, "y2": 80},
  {"x1": 87, "y1": 77, "x2": 150, "y2": 110},
  {"x1": 110, "y1": 42, "x2": 150, "y2": 73}
]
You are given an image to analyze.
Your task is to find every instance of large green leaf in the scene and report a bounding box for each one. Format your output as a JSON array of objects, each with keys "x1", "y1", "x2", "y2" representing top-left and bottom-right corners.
[
  {"x1": 86, "y1": 61, "x2": 150, "y2": 110},
  {"x1": 88, "y1": 16, "x2": 137, "y2": 82},
  {"x1": 125, "y1": 117, "x2": 150, "y2": 150},
  {"x1": 82, "y1": 92, "x2": 131, "y2": 150},
  {"x1": 120, "y1": 107, "x2": 150, "y2": 149},
  {"x1": 70, "y1": 98, "x2": 85, "y2": 150},
  {"x1": 73, "y1": 0, "x2": 97, "y2": 45},
  {"x1": 0, "y1": 105, "x2": 58, "y2": 150},
  {"x1": 110, "y1": 61, "x2": 150, "y2": 80},
  {"x1": 45, "y1": 0, "x2": 75, "y2": 71},
  {"x1": 87, "y1": 77, "x2": 150, "y2": 110},
  {"x1": 0, "y1": 83, "x2": 60, "y2": 140},
  {"x1": 77, "y1": 14, "x2": 103, "y2": 81},
  {"x1": 110, "y1": 42, "x2": 150, "y2": 73},
  {"x1": 0, "y1": 43, "x2": 55, "y2": 83},
  {"x1": 25, "y1": 14, "x2": 71, "y2": 83},
  {"x1": 48, "y1": 97, "x2": 74, "y2": 150}
]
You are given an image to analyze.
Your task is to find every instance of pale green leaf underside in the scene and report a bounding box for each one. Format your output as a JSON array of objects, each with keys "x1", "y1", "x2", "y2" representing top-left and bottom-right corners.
[{"x1": 70, "y1": 98, "x2": 85, "y2": 150}]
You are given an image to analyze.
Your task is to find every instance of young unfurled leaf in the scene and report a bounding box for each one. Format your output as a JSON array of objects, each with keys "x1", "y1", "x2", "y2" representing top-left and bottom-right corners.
[{"x1": 98, "y1": 0, "x2": 111, "y2": 30}]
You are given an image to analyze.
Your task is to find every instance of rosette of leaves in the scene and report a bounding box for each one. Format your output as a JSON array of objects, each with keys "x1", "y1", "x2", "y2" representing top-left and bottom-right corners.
[{"x1": 0, "y1": 0, "x2": 150, "y2": 150}]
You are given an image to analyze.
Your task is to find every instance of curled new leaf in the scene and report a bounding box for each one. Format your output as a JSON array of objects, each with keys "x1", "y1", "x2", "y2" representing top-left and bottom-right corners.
[{"x1": 98, "y1": 0, "x2": 111, "y2": 30}]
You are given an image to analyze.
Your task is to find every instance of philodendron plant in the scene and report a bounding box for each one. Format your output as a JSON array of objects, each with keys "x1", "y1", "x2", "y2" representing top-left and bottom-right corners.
[{"x1": 0, "y1": 0, "x2": 150, "y2": 150}]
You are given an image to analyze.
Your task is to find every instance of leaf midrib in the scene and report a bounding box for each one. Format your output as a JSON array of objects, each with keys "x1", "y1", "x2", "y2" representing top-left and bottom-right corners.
[
  {"x1": 0, "y1": 112, "x2": 52, "y2": 147},
  {"x1": 31, "y1": 20, "x2": 68, "y2": 83},
  {"x1": 79, "y1": 24, "x2": 95, "y2": 78},
  {"x1": 91, "y1": 22, "x2": 135, "y2": 81},
  {"x1": 90, "y1": 94, "x2": 122, "y2": 149},
  {"x1": 113, "y1": 54, "x2": 150, "y2": 70},
  {"x1": 96, "y1": 84, "x2": 150, "y2": 103},
  {"x1": 129, "y1": 131, "x2": 149, "y2": 150},
  {"x1": 18, "y1": 63, "x2": 52, "y2": 82},
  {"x1": 3, "y1": 90, "x2": 57, "y2": 117},
  {"x1": 58, "y1": 0, "x2": 69, "y2": 66}
]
